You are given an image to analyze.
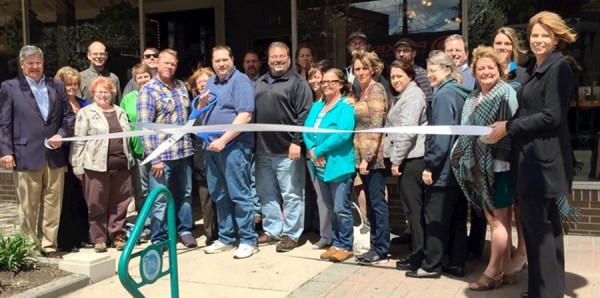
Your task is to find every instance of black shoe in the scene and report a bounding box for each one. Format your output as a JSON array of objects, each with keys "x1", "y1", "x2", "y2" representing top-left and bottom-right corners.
[
  {"x1": 395, "y1": 254, "x2": 420, "y2": 271},
  {"x1": 442, "y1": 265, "x2": 466, "y2": 277},
  {"x1": 391, "y1": 233, "x2": 411, "y2": 245},
  {"x1": 356, "y1": 250, "x2": 388, "y2": 265},
  {"x1": 405, "y1": 269, "x2": 441, "y2": 279}
]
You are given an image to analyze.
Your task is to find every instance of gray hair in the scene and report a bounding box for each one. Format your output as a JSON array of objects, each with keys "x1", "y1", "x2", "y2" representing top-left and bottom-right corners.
[
  {"x1": 19, "y1": 45, "x2": 44, "y2": 62},
  {"x1": 426, "y1": 50, "x2": 463, "y2": 85},
  {"x1": 268, "y1": 42, "x2": 290, "y2": 57}
]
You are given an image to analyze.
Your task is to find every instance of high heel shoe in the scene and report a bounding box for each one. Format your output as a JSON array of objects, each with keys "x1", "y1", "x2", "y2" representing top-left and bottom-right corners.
[
  {"x1": 468, "y1": 274, "x2": 502, "y2": 291},
  {"x1": 512, "y1": 253, "x2": 527, "y2": 273},
  {"x1": 501, "y1": 272, "x2": 518, "y2": 285}
]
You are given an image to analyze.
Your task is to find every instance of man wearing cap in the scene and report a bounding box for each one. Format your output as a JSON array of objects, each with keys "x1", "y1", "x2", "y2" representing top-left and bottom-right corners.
[
  {"x1": 394, "y1": 38, "x2": 433, "y2": 104},
  {"x1": 345, "y1": 31, "x2": 394, "y2": 108}
]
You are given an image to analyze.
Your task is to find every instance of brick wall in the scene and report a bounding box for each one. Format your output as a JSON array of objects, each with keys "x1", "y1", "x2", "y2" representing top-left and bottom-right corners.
[
  {"x1": 0, "y1": 169, "x2": 598, "y2": 235},
  {"x1": 0, "y1": 171, "x2": 15, "y2": 203}
]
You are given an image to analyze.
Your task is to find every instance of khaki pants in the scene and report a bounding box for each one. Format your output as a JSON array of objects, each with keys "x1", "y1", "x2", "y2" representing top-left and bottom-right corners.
[{"x1": 13, "y1": 164, "x2": 65, "y2": 253}]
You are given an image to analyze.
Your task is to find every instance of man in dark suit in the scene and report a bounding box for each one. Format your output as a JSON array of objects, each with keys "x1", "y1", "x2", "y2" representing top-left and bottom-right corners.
[{"x1": 0, "y1": 45, "x2": 75, "y2": 258}]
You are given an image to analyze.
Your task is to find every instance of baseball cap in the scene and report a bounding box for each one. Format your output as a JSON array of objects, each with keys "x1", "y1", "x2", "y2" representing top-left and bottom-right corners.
[
  {"x1": 347, "y1": 32, "x2": 368, "y2": 44},
  {"x1": 393, "y1": 38, "x2": 417, "y2": 50}
]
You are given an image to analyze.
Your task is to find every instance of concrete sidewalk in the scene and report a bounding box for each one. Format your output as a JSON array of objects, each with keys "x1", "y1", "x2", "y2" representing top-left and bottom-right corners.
[
  {"x1": 2, "y1": 200, "x2": 598, "y2": 297},
  {"x1": 61, "y1": 232, "x2": 599, "y2": 298}
]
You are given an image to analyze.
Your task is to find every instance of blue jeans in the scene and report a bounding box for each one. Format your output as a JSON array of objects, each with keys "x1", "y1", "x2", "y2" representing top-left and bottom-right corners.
[
  {"x1": 205, "y1": 143, "x2": 256, "y2": 245},
  {"x1": 360, "y1": 170, "x2": 390, "y2": 257},
  {"x1": 250, "y1": 155, "x2": 261, "y2": 217},
  {"x1": 149, "y1": 157, "x2": 193, "y2": 243},
  {"x1": 317, "y1": 178, "x2": 353, "y2": 251},
  {"x1": 255, "y1": 154, "x2": 305, "y2": 241}
]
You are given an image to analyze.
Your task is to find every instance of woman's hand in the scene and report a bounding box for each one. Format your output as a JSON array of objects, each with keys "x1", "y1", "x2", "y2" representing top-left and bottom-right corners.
[
  {"x1": 359, "y1": 159, "x2": 369, "y2": 176},
  {"x1": 310, "y1": 148, "x2": 326, "y2": 167},
  {"x1": 487, "y1": 121, "x2": 508, "y2": 143},
  {"x1": 422, "y1": 170, "x2": 433, "y2": 185},
  {"x1": 391, "y1": 164, "x2": 402, "y2": 176}
]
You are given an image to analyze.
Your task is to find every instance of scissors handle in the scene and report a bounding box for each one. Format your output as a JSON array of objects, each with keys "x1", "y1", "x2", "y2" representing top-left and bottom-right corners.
[{"x1": 190, "y1": 92, "x2": 218, "y2": 120}]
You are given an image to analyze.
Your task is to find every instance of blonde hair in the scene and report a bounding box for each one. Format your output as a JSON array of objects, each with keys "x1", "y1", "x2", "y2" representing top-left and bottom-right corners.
[
  {"x1": 494, "y1": 27, "x2": 527, "y2": 63},
  {"x1": 426, "y1": 50, "x2": 463, "y2": 85},
  {"x1": 55, "y1": 66, "x2": 80, "y2": 85},
  {"x1": 470, "y1": 46, "x2": 507, "y2": 80},
  {"x1": 187, "y1": 67, "x2": 215, "y2": 96},
  {"x1": 527, "y1": 11, "x2": 577, "y2": 48},
  {"x1": 352, "y1": 50, "x2": 384, "y2": 76}
]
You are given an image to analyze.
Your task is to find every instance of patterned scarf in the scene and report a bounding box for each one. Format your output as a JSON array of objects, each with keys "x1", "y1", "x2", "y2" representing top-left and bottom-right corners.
[{"x1": 451, "y1": 81, "x2": 516, "y2": 211}]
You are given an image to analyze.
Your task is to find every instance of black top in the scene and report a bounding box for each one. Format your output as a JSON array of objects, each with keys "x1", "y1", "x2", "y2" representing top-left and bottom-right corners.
[
  {"x1": 507, "y1": 50, "x2": 573, "y2": 198},
  {"x1": 254, "y1": 69, "x2": 313, "y2": 155}
]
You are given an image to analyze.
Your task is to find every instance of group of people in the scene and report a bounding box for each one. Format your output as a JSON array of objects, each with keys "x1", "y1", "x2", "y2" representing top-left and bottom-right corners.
[{"x1": 0, "y1": 10, "x2": 577, "y2": 298}]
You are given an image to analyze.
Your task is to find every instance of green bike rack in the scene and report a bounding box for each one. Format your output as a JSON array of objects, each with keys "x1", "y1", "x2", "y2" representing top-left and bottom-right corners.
[{"x1": 118, "y1": 186, "x2": 179, "y2": 298}]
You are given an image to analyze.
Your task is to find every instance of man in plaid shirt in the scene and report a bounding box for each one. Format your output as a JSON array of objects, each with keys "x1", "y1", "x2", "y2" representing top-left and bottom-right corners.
[{"x1": 137, "y1": 49, "x2": 197, "y2": 248}]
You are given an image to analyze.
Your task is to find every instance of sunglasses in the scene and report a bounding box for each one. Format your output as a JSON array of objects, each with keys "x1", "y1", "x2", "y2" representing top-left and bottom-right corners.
[{"x1": 143, "y1": 53, "x2": 158, "y2": 59}]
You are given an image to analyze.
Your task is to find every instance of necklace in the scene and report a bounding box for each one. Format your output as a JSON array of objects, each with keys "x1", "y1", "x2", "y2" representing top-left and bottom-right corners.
[{"x1": 102, "y1": 109, "x2": 115, "y2": 117}]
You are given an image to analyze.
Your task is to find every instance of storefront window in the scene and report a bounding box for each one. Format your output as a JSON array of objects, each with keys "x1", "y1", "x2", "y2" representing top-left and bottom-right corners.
[
  {"x1": 0, "y1": 1, "x2": 22, "y2": 83},
  {"x1": 297, "y1": 0, "x2": 461, "y2": 69}
]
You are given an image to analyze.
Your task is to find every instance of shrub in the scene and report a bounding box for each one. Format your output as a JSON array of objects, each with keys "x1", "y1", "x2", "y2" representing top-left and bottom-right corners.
[{"x1": 0, "y1": 231, "x2": 38, "y2": 272}]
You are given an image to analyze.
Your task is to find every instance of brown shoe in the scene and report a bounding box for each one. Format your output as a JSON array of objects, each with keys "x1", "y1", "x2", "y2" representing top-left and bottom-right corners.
[
  {"x1": 275, "y1": 235, "x2": 297, "y2": 252},
  {"x1": 258, "y1": 233, "x2": 278, "y2": 246},
  {"x1": 320, "y1": 246, "x2": 338, "y2": 260},
  {"x1": 113, "y1": 236, "x2": 126, "y2": 251},
  {"x1": 328, "y1": 249, "x2": 353, "y2": 262},
  {"x1": 94, "y1": 242, "x2": 107, "y2": 253}
]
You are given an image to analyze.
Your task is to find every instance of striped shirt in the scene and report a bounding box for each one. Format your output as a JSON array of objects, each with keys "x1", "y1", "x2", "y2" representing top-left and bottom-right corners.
[{"x1": 136, "y1": 77, "x2": 193, "y2": 164}]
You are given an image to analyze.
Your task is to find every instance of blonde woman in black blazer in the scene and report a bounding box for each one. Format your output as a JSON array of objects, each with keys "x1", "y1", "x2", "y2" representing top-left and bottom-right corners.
[{"x1": 488, "y1": 11, "x2": 577, "y2": 298}]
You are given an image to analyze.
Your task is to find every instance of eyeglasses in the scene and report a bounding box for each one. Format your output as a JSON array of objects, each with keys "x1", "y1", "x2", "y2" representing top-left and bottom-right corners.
[
  {"x1": 269, "y1": 55, "x2": 288, "y2": 60},
  {"x1": 320, "y1": 80, "x2": 342, "y2": 86},
  {"x1": 426, "y1": 66, "x2": 447, "y2": 75},
  {"x1": 144, "y1": 53, "x2": 159, "y2": 59}
]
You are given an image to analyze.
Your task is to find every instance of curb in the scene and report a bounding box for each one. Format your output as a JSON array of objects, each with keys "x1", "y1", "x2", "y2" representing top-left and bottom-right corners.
[{"x1": 12, "y1": 274, "x2": 90, "y2": 298}]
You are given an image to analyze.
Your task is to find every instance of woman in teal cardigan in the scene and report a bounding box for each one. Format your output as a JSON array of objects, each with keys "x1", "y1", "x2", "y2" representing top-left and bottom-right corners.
[{"x1": 303, "y1": 68, "x2": 356, "y2": 263}]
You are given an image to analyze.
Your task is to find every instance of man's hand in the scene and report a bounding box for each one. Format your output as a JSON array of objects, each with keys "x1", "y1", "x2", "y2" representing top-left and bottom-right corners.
[
  {"x1": 151, "y1": 162, "x2": 164, "y2": 178},
  {"x1": 422, "y1": 170, "x2": 433, "y2": 185},
  {"x1": 288, "y1": 143, "x2": 301, "y2": 161},
  {"x1": 207, "y1": 137, "x2": 227, "y2": 152},
  {"x1": 0, "y1": 155, "x2": 15, "y2": 169},
  {"x1": 48, "y1": 134, "x2": 63, "y2": 149}
]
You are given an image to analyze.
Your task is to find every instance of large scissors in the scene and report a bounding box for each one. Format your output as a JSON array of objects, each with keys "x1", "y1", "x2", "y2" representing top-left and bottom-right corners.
[{"x1": 140, "y1": 92, "x2": 226, "y2": 165}]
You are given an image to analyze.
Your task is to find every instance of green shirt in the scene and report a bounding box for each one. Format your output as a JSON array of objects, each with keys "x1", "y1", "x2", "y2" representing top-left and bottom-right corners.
[{"x1": 120, "y1": 90, "x2": 144, "y2": 157}]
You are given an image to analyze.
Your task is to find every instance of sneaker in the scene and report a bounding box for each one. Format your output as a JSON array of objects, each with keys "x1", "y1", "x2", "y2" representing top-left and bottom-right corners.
[
  {"x1": 320, "y1": 246, "x2": 339, "y2": 260},
  {"x1": 356, "y1": 250, "x2": 388, "y2": 265},
  {"x1": 179, "y1": 234, "x2": 198, "y2": 248},
  {"x1": 94, "y1": 242, "x2": 107, "y2": 253},
  {"x1": 233, "y1": 243, "x2": 259, "y2": 259},
  {"x1": 329, "y1": 249, "x2": 354, "y2": 262},
  {"x1": 113, "y1": 235, "x2": 126, "y2": 251},
  {"x1": 275, "y1": 235, "x2": 297, "y2": 252},
  {"x1": 204, "y1": 240, "x2": 235, "y2": 254},
  {"x1": 312, "y1": 237, "x2": 332, "y2": 250},
  {"x1": 257, "y1": 233, "x2": 278, "y2": 246}
]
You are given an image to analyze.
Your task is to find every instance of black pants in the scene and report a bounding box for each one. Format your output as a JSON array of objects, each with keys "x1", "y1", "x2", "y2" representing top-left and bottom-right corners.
[
  {"x1": 397, "y1": 158, "x2": 425, "y2": 258},
  {"x1": 57, "y1": 170, "x2": 90, "y2": 250},
  {"x1": 519, "y1": 195, "x2": 565, "y2": 298},
  {"x1": 422, "y1": 186, "x2": 467, "y2": 272}
]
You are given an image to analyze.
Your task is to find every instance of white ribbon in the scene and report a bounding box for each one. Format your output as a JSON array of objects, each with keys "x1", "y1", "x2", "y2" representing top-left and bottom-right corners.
[{"x1": 60, "y1": 124, "x2": 492, "y2": 142}]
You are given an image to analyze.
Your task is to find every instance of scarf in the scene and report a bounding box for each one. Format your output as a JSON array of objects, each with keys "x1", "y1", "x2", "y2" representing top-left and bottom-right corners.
[{"x1": 451, "y1": 81, "x2": 516, "y2": 211}]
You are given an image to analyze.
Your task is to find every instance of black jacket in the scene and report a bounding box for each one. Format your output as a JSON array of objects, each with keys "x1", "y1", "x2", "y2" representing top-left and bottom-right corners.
[
  {"x1": 254, "y1": 69, "x2": 313, "y2": 155},
  {"x1": 507, "y1": 50, "x2": 573, "y2": 198}
]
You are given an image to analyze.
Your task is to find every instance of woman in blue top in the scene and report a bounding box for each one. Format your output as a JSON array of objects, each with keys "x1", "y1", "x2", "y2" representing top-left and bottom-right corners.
[{"x1": 303, "y1": 68, "x2": 356, "y2": 263}]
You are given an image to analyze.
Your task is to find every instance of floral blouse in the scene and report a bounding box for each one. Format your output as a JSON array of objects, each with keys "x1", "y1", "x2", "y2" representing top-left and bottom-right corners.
[{"x1": 354, "y1": 82, "x2": 386, "y2": 170}]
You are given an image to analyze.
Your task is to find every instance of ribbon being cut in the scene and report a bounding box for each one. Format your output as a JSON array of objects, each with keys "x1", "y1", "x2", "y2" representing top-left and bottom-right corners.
[{"x1": 53, "y1": 92, "x2": 493, "y2": 165}]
